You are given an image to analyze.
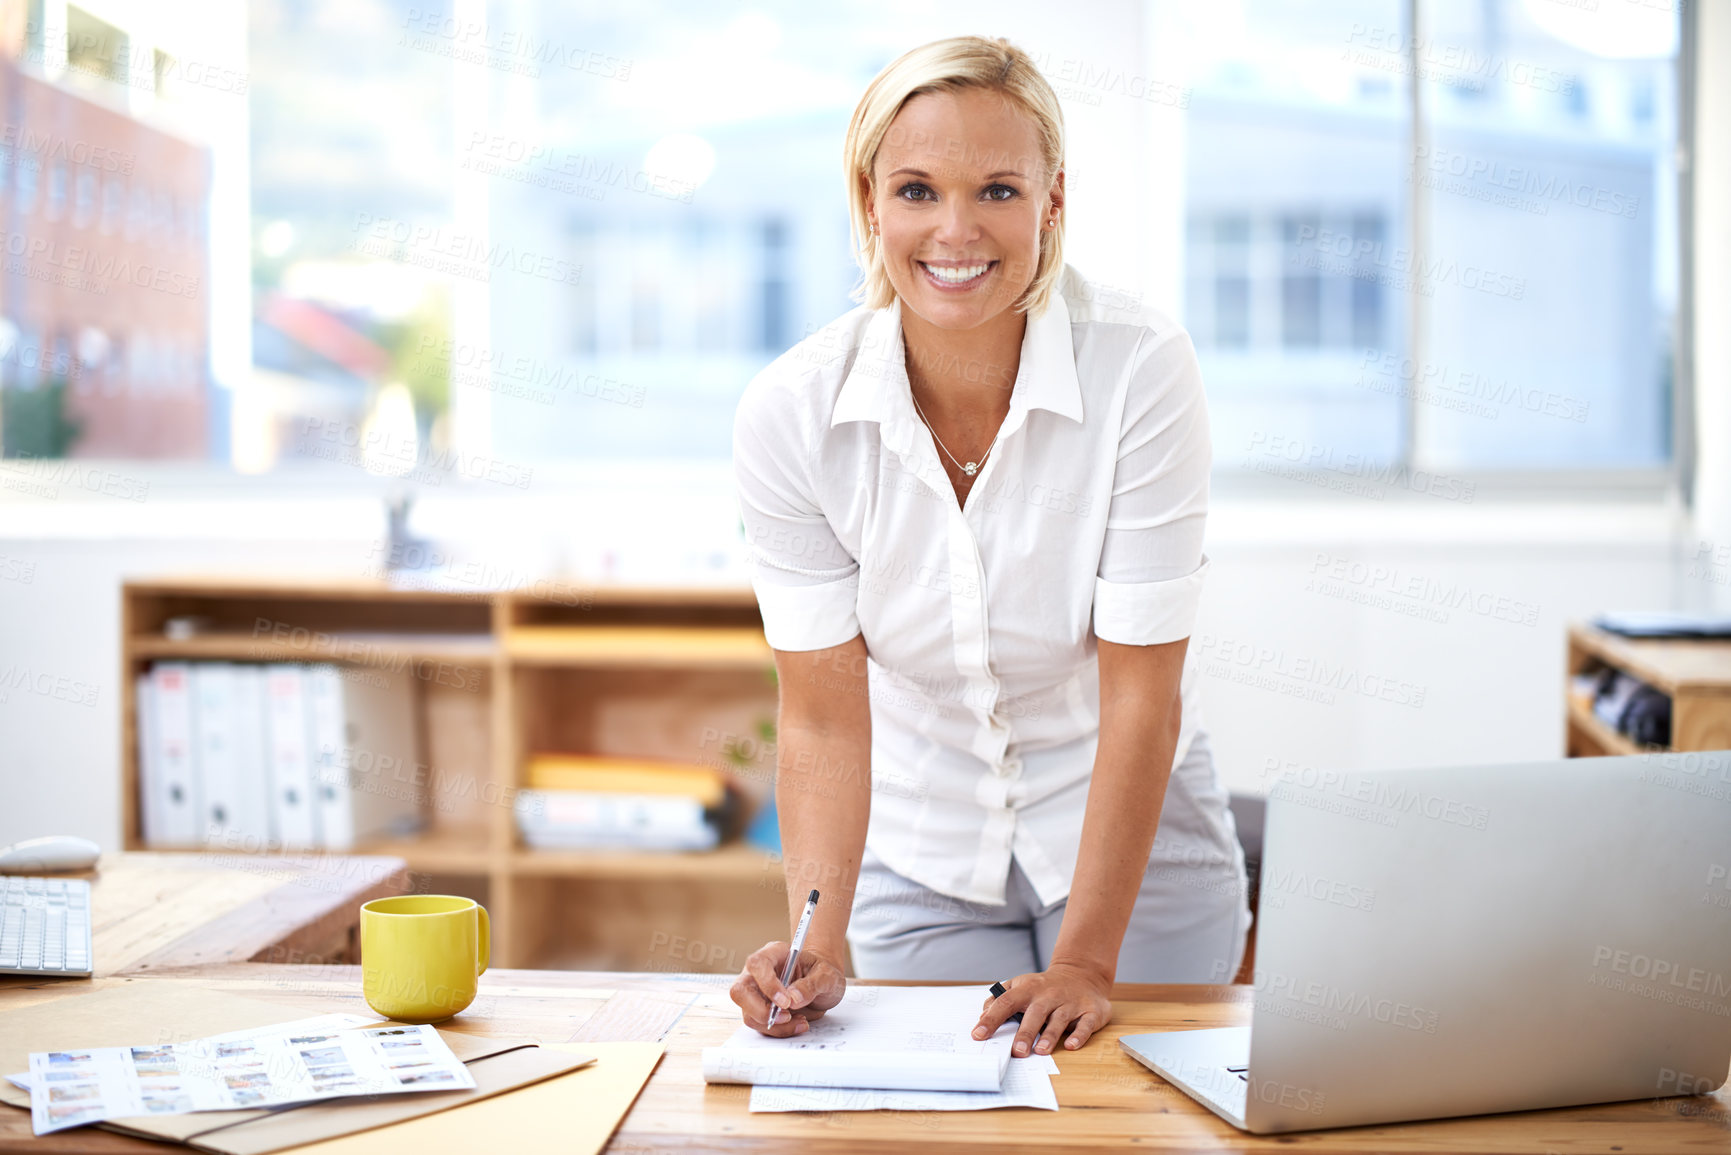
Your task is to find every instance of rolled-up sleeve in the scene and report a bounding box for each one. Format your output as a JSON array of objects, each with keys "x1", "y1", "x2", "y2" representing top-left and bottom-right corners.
[
  {"x1": 1092, "y1": 327, "x2": 1212, "y2": 646},
  {"x1": 733, "y1": 372, "x2": 861, "y2": 652}
]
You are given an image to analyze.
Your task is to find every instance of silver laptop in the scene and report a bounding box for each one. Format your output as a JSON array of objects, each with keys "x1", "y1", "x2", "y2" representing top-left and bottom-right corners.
[{"x1": 1121, "y1": 751, "x2": 1731, "y2": 1133}]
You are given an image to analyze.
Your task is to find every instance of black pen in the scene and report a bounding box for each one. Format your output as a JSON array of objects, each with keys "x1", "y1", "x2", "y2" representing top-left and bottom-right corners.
[
  {"x1": 768, "y1": 889, "x2": 820, "y2": 1028},
  {"x1": 989, "y1": 979, "x2": 1024, "y2": 1024}
]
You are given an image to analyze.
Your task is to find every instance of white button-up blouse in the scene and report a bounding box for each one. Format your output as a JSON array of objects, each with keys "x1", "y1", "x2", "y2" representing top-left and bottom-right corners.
[{"x1": 732, "y1": 263, "x2": 1214, "y2": 907}]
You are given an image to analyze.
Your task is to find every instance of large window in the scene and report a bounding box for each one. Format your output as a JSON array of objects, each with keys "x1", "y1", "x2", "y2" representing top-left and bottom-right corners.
[
  {"x1": 1414, "y1": 0, "x2": 1678, "y2": 469},
  {"x1": 0, "y1": 0, "x2": 1682, "y2": 483},
  {"x1": 1182, "y1": 0, "x2": 1676, "y2": 475}
]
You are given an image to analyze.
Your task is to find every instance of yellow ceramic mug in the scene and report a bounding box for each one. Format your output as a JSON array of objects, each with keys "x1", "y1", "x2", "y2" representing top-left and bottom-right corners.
[{"x1": 360, "y1": 895, "x2": 490, "y2": 1023}]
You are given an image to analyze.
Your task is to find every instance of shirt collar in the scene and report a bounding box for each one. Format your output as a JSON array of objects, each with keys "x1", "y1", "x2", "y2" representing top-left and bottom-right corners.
[{"x1": 829, "y1": 284, "x2": 1084, "y2": 431}]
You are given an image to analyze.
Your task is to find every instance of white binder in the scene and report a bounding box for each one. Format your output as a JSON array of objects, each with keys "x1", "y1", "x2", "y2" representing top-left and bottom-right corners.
[
  {"x1": 191, "y1": 664, "x2": 238, "y2": 846},
  {"x1": 305, "y1": 664, "x2": 424, "y2": 850},
  {"x1": 135, "y1": 672, "x2": 165, "y2": 844},
  {"x1": 263, "y1": 664, "x2": 319, "y2": 849},
  {"x1": 191, "y1": 663, "x2": 274, "y2": 849},
  {"x1": 230, "y1": 665, "x2": 276, "y2": 845},
  {"x1": 146, "y1": 662, "x2": 202, "y2": 846}
]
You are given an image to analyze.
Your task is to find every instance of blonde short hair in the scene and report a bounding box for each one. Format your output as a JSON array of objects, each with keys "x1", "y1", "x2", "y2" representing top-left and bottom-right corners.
[{"x1": 843, "y1": 36, "x2": 1066, "y2": 317}]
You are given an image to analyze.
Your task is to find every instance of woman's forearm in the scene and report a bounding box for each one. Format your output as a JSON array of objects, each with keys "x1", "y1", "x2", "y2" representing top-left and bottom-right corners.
[
  {"x1": 1048, "y1": 638, "x2": 1188, "y2": 982},
  {"x1": 772, "y1": 644, "x2": 874, "y2": 963}
]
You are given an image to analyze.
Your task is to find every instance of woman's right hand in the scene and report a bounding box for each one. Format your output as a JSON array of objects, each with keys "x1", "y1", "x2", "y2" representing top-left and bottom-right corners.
[{"x1": 731, "y1": 941, "x2": 848, "y2": 1036}]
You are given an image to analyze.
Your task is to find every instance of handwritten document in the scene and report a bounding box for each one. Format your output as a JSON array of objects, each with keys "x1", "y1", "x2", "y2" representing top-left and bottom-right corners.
[{"x1": 701, "y1": 985, "x2": 1060, "y2": 1111}]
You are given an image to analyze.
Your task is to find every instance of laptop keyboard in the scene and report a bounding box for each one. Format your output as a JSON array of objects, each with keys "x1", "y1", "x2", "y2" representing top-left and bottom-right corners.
[{"x1": 0, "y1": 875, "x2": 93, "y2": 977}]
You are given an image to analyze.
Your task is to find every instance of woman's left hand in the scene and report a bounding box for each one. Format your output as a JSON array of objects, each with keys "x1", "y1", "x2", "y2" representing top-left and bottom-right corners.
[{"x1": 971, "y1": 961, "x2": 1114, "y2": 1056}]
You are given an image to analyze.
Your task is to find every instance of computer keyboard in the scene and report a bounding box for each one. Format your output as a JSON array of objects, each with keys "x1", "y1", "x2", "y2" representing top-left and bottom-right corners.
[{"x1": 0, "y1": 875, "x2": 92, "y2": 977}]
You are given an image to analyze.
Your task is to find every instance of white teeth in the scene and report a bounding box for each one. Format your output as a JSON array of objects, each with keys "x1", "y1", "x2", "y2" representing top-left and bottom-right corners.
[{"x1": 923, "y1": 262, "x2": 990, "y2": 284}]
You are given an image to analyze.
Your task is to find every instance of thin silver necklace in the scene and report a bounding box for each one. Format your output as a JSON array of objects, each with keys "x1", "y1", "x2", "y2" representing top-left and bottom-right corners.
[{"x1": 909, "y1": 390, "x2": 1001, "y2": 478}]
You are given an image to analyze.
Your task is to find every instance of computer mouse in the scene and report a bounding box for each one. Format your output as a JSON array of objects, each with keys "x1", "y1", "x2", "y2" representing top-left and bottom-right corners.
[{"x1": 0, "y1": 836, "x2": 101, "y2": 873}]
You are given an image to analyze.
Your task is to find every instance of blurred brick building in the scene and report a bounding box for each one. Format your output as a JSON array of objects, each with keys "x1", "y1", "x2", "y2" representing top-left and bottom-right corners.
[{"x1": 0, "y1": 0, "x2": 210, "y2": 458}]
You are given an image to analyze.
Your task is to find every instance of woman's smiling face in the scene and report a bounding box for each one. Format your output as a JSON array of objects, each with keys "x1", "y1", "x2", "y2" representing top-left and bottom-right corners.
[{"x1": 867, "y1": 86, "x2": 1061, "y2": 332}]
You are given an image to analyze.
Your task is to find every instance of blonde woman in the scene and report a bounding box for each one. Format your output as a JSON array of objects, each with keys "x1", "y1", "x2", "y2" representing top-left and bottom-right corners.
[{"x1": 729, "y1": 35, "x2": 1249, "y2": 1059}]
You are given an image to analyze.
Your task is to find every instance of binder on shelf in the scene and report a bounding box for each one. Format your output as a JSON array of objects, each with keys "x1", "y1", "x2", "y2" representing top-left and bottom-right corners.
[
  {"x1": 263, "y1": 664, "x2": 319, "y2": 849},
  {"x1": 191, "y1": 663, "x2": 272, "y2": 848},
  {"x1": 144, "y1": 662, "x2": 203, "y2": 846},
  {"x1": 135, "y1": 672, "x2": 165, "y2": 845},
  {"x1": 231, "y1": 664, "x2": 277, "y2": 845},
  {"x1": 306, "y1": 663, "x2": 425, "y2": 850}
]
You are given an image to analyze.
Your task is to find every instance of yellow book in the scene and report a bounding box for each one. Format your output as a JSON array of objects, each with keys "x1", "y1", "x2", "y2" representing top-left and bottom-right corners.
[{"x1": 525, "y1": 754, "x2": 727, "y2": 807}]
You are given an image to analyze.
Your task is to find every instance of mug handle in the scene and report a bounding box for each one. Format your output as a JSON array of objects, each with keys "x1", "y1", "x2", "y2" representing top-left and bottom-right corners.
[{"x1": 475, "y1": 904, "x2": 490, "y2": 976}]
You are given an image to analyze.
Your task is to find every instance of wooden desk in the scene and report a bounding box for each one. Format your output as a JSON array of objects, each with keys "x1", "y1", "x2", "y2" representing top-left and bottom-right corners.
[{"x1": 3, "y1": 961, "x2": 1727, "y2": 1153}]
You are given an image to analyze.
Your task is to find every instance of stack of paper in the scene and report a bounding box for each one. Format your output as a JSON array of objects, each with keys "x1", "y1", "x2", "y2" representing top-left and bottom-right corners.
[
  {"x1": 701, "y1": 985, "x2": 1059, "y2": 1113},
  {"x1": 515, "y1": 754, "x2": 733, "y2": 852}
]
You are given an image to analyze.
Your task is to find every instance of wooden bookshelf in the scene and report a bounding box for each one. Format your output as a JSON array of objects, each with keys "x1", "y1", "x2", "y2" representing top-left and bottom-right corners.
[
  {"x1": 121, "y1": 578, "x2": 788, "y2": 972},
  {"x1": 1564, "y1": 621, "x2": 1731, "y2": 756}
]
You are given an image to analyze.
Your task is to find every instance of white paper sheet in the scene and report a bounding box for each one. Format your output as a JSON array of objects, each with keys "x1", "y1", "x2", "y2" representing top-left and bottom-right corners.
[
  {"x1": 25, "y1": 1017, "x2": 474, "y2": 1135},
  {"x1": 702, "y1": 985, "x2": 1017, "y2": 1092},
  {"x1": 749, "y1": 1055, "x2": 1060, "y2": 1112},
  {"x1": 705, "y1": 984, "x2": 1063, "y2": 1110}
]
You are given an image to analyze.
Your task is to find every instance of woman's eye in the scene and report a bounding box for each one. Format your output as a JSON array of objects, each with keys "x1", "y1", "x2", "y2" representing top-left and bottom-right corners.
[
  {"x1": 898, "y1": 183, "x2": 932, "y2": 201},
  {"x1": 985, "y1": 185, "x2": 1018, "y2": 201}
]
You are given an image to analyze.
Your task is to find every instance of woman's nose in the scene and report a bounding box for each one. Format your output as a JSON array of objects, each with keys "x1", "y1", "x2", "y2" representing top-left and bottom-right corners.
[{"x1": 930, "y1": 199, "x2": 981, "y2": 245}]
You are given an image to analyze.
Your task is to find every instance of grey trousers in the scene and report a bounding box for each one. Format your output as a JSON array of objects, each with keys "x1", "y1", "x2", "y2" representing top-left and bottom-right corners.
[{"x1": 845, "y1": 731, "x2": 1252, "y2": 983}]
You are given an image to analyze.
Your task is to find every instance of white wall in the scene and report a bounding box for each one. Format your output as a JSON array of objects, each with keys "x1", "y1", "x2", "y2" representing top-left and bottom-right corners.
[
  {"x1": 1198, "y1": 501, "x2": 1682, "y2": 797},
  {"x1": 0, "y1": 487, "x2": 1686, "y2": 851}
]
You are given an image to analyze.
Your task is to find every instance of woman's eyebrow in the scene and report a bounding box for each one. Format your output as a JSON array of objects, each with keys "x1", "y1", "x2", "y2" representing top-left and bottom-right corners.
[{"x1": 886, "y1": 167, "x2": 1028, "y2": 181}]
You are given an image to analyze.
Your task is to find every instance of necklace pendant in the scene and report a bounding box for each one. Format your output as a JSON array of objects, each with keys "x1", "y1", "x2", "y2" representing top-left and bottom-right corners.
[{"x1": 961, "y1": 462, "x2": 979, "y2": 476}]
